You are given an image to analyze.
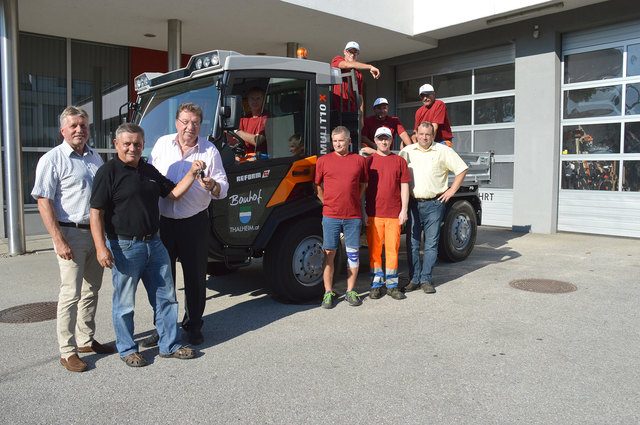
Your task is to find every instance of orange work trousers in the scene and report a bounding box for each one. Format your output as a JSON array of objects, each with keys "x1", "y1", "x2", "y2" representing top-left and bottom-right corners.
[{"x1": 366, "y1": 216, "x2": 401, "y2": 288}]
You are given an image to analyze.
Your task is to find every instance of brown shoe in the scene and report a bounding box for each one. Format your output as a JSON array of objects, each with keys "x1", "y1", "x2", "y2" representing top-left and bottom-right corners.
[
  {"x1": 421, "y1": 282, "x2": 436, "y2": 294},
  {"x1": 121, "y1": 352, "x2": 147, "y2": 368},
  {"x1": 404, "y1": 282, "x2": 421, "y2": 292},
  {"x1": 159, "y1": 346, "x2": 196, "y2": 359},
  {"x1": 78, "y1": 340, "x2": 115, "y2": 354},
  {"x1": 60, "y1": 354, "x2": 87, "y2": 372}
]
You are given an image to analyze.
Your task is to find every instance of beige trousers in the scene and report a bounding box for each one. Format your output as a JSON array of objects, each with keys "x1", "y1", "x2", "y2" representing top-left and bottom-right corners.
[{"x1": 55, "y1": 227, "x2": 104, "y2": 358}]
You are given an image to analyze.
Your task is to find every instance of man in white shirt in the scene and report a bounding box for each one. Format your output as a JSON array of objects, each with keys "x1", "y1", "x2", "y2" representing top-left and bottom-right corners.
[
  {"x1": 32, "y1": 106, "x2": 114, "y2": 372},
  {"x1": 149, "y1": 103, "x2": 228, "y2": 345}
]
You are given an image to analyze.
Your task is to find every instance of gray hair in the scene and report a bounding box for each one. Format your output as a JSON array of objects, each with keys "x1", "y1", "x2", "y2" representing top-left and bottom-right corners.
[
  {"x1": 59, "y1": 106, "x2": 89, "y2": 127},
  {"x1": 417, "y1": 121, "x2": 434, "y2": 133},
  {"x1": 331, "y1": 126, "x2": 350, "y2": 139},
  {"x1": 115, "y1": 123, "x2": 145, "y2": 140}
]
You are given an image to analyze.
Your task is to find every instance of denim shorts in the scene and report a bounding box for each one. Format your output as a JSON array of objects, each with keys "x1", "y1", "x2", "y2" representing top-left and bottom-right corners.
[{"x1": 322, "y1": 216, "x2": 361, "y2": 250}]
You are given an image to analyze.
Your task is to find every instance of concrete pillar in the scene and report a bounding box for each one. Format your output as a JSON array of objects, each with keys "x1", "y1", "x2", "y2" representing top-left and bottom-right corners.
[
  {"x1": 168, "y1": 19, "x2": 182, "y2": 71},
  {"x1": 512, "y1": 28, "x2": 561, "y2": 234},
  {"x1": 286, "y1": 42, "x2": 299, "y2": 58},
  {"x1": 0, "y1": 0, "x2": 25, "y2": 253}
]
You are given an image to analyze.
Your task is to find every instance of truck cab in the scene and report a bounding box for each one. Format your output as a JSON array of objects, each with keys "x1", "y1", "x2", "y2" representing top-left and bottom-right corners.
[{"x1": 132, "y1": 50, "x2": 490, "y2": 302}]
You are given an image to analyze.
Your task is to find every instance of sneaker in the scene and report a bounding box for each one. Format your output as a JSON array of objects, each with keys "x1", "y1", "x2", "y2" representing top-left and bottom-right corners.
[
  {"x1": 404, "y1": 282, "x2": 421, "y2": 292},
  {"x1": 369, "y1": 287, "x2": 383, "y2": 299},
  {"x1": 387, "y1": 287, "x2": 406, "y2": 300},
  {"x1": 421, "y1": 282, "x2": 436, "y2": 294},
  {"x1": 140, "y1": 330, "x2": 159, "y2": 348},
  {"x1": 345, "y1": 290, "x2": 362, "y2": 306},
  {"x1": 321, "y1": 291, "x2": 336, "y2": 309}
]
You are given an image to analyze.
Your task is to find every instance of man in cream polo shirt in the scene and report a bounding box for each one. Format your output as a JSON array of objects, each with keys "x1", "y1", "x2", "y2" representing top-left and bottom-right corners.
[{"x1": 399, "y1": 121, "x2": 468, "y2": 294}]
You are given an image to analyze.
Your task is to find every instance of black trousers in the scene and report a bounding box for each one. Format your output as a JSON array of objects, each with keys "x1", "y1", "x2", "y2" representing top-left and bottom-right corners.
[{"x1": 159, "y1": 209, "x2": 209, "y2": 332}]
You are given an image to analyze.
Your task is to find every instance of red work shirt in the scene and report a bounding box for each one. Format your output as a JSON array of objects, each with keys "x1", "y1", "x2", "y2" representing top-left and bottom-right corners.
[
  {"x1": 315, "y1": 152, "x2": 368, "y2": 219},
  {"x1": 239, "y1": 113, "x2": 268, "y2": 153},
  {"x1": 414, "y1": 100, "x2": 453, "y2": 142},
  {"x1": 362, "y1": 115, "x2": 406, "y2": 143},
  {"x1": 331, "y1": 55, "x2": 363, "y2": 112},
  {"x1": 365, "y1": 153, "x2": 411, "y2": 218}
]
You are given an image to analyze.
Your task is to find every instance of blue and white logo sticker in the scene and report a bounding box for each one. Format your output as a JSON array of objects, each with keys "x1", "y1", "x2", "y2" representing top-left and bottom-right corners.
[{"x1": 239, "y1": 206, "x2": 251, "y2": 224}]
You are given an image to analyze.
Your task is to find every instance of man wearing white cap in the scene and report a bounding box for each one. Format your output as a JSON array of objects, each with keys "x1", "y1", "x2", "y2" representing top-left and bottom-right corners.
[
  {"x1": 361, "y1": 97, "x2": 413, "y2": 155},
  {"x1": 363, "y1": 126, "x2": 411, "y2": 300},
  {"x1": 412, "y1": 84, "x2": 453, "y2": 147},
  {"x1": 331, "y1": 41, "x2": 380, "y2": 113}
]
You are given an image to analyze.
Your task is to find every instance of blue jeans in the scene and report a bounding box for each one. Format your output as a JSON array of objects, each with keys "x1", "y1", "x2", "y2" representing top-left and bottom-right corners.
[
  {"x1": 406, "y1": 199, "x2": 445, "y2": 284},
  {"x1": 107, "y1": 235, "x2": 181, "y2": 357},
  {"x1": 321, "y1": 216, "x2": 361, "y2": 251}
]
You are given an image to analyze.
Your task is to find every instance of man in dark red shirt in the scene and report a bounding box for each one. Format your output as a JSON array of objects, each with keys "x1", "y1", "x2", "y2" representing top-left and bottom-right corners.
[
  {"x1": 331, "y1": 41, "x2": 380, "y2": 113},
  {"x1": 361, "y1": 97, "x2": 413, "y2": 154},
  {"x1": 236, "y1": 87, "x2": 268, "y2": 154},
  {"x1": 412, "y1": 84, "x2": 453, "y2": 147},
  {"x1": 314, "y1": 126, "x2": 368, "y2": 309}
]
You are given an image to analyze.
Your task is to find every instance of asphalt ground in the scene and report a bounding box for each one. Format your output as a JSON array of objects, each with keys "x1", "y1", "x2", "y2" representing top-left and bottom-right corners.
[{"x1": 1, "y1": 227, "x2": 639, "y2": 424}]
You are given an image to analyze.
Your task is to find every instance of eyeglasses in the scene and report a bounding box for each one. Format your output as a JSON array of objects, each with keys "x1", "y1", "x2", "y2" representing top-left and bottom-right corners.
[{"x1": 177, "y1": 118, "x2": 201, "y2": 127}]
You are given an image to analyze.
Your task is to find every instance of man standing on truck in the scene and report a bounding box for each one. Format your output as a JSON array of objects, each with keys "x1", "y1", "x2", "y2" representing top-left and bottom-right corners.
[
  {"x1": 361, "y1": 97, "x2": 413, "y2": 155},
  {"x1": 90, "y1": 123, "x2": 202, "y2": 367},
  {"x1": 315, "y1": 126, "x2": 368, "y2": 309},
  {"x1": 149, "y1": 103, "x2": 228, "y2": 346},
  {"x1": 32, "y1": 106, "x2": 114, "y2": 373},
  {"x1": 331, "y1": 41, "x2": 380, "y2": 113},
  {"x1": 400, "y1": 122, "x2": 468, "y2": 294},
  {"x1": 363, "y1": 126, "x2": 411, "y2": 300},
  {"x1": 412, "y1": 84, "x2": 453, "y2": 148}
]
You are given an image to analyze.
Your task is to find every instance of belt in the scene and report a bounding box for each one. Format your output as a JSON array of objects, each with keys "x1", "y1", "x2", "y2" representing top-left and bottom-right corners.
[
  {"x1": 58, "y1": 221, "x2": 90, "y2": 230},
  {"x1": 413, "y1": 197, "x2": 437, "y2": 202},
  {"x1": 107, "y1": 232, "x2": 156, "y2": 242}
]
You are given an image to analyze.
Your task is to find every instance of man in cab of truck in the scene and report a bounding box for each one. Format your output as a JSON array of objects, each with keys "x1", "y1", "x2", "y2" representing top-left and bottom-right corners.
[
  {"x1": 361, "y1": 97, "x2": 413, "y2": 155},
  {"x1": 314, "y1": 126, "x2": 368, "y2": 309}
]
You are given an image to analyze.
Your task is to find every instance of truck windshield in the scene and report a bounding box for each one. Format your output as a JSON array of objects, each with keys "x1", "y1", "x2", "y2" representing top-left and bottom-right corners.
[{"x1": 135, "y1": 76, "x2": 221, "y2": 157}]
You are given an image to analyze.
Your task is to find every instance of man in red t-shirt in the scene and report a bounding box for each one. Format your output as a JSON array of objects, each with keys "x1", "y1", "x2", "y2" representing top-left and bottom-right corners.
[
  {"x1": 363, "y1": 126, "x2": 411, "y2": 300},
  {"x1": 314, "y1": 126, "x2": 368, "y2": 309},
  {"x1": 331, "y1": 41, "x2": 380, "y2": 113},
  {"x1": 236, "y1": 87, "x2": 268, "y2": 154},
  {"x1": 412, "y1": 84, "x2": 453, "y2": 147},
  {"x1": 361, "y1": 97, "x2": 413, "y2": 154}
]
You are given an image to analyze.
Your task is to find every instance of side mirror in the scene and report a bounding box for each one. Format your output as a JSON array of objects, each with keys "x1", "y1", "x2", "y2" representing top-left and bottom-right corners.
[{"x1": 220, "y1": 94, "x2": 243, "y2": 130}]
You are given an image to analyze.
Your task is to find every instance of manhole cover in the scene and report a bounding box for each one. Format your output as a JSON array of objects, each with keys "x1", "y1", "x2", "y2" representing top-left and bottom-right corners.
[
  {"x1": 0, "y1": 302, "x2": 58, "y2": 323},
  {"x1": 509, "y1": 279, "x2": 577, "y2": 294}
]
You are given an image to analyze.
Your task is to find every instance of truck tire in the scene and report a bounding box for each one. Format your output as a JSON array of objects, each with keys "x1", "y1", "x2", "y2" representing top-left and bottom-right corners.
[
  {"x1": 438, "y1": 200, "x2": 477, "y2": 262},
  {"x1": 264, "y1": 218, "x2": 325, "y2": 303}
]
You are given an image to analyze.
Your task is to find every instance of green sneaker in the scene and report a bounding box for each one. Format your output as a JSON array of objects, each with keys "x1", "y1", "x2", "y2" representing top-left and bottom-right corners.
[
  {"x1": 321, "y1": 291, "x2": 336, "y2": 309},
  {"x1": 345, "y1": 290, "x2": 362, "y2": 306},
  {"x1": 387, "y1": 287, "x2": 406, "y2": 300},
  {"x1": 369, "y1": 287, "x2": 383, "y2": 299}
]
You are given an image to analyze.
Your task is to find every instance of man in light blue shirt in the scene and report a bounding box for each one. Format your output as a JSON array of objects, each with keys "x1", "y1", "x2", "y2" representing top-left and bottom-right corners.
[{"x1": 32, "y1": 106, "x2": 114, "y2": 372}]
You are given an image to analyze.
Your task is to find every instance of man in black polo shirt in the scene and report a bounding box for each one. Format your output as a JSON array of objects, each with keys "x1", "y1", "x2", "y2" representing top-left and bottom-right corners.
[{"x1": 90, "y1": 123, "x2": 205, "y2": 367}]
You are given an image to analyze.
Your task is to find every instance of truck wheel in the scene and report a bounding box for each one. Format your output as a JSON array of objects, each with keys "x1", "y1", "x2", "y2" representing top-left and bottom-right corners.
[
  {"x1": 438, "y1": 200, "x2": 477, "y2": 262},
  {"x1": 264, "y1": 218, "x2": 325, "y2": 303}
]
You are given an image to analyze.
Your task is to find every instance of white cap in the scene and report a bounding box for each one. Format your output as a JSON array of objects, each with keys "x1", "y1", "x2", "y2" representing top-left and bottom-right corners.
[
  {"x1": 419, "y1": 83, "x2": 435, "y2": 94},
  {"x1": 373, "y1": 97, "x2": 388, "y2": 107},
  {"x1": 374, "y1": 126, "x2": 392, "y2": 138},
  {"x1": 344, "y1": 41, "x2": 360, "y2": 52}
]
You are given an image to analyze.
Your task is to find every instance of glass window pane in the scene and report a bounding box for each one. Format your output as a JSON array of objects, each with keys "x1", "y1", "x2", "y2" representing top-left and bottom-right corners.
[
  {"x1": 623, "y1": 161, "x2": 640, "y2": 191},
  {"x1": 561, "y1": 124, "x2": 620, "y2": 154},
  {"x1": 447, "y1": 101, "x2": 471, "y2": 126},
  {"x1": 22, "y1": 152, "x2": 47, "y2": 205},
  {"x1": 451, "y1": 131, "x2": 471, "y2": 152},
  {"x1": 561, "y1": 160, "x2": 618, "y2": 191},
  {"x1": 628, "y1": 44, "x2": 640, "y2": 77},
  {"x1": 19, "y1": 33, "x2": 67, "y2": 148},
  {"x1": 563, "y1": 86, "x2": 622, "y2": 119},
  {"x1": 475, "y1": 64, "x2": 514, "y2": 94},
  {"x1": 474, "y1": 128, "x2": 514, "y2": 155},
  {"x1": 71, "y1": 40, "x2": 129, "y2": 150},
  {"x1": 434, "y1": 70, "x2": 471, "y2": 97},
  {"x1": 397, "y1": 78, "x2": 429, "y2": 104},
  {"x1": 626, "y1": 83, "x2": 640, "y2": 115},
  {"x1": 564, "y1": 48, "x2": 623, "y2": 83},
  {"x1": 474, "y1": 96, "x2": 514, "y2": 124},
  {"x1": 624, "y1": 122, "x2": 640, "y2": 153},
  {"x1": 484, "y1": 162, "x2": 513, "y2": 189},
  {"x1": 397, "y1": 107, "x2": 416, "y2": 134}
]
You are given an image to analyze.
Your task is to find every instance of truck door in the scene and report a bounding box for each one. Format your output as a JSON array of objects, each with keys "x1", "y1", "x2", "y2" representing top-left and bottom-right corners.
[{"x1": 210, "y1": 72, "x2": 314, "y2": 249}]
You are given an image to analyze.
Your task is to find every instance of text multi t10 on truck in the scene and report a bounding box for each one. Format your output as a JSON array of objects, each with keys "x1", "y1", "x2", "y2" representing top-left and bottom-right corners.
[{"x1": 131, "y1": 50, "x2": 491, "y2": 303}]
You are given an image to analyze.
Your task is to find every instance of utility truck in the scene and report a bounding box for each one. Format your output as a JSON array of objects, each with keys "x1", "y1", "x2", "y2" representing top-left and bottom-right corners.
[{"x1": 131, "y1": 50, "x2": 491, "y2": 302}]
